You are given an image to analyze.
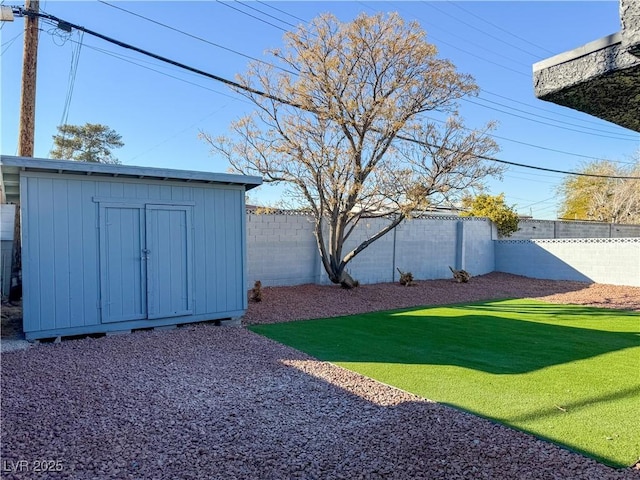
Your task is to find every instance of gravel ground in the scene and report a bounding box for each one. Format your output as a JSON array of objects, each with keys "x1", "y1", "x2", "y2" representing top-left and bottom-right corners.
[
  {"x1": 2, "y1": 273, "x2": 639, "y2": 479},
  {"x1": 243, "y1": 272, "x2": 640, "y2": 325}
]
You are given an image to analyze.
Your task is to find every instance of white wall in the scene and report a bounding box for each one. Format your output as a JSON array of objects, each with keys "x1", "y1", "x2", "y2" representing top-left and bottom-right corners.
[
  {"x1": 246, "y1": 214, "x2": 495, "y2": 287},
  {"x1": 0, "y1": 204, "x2": 16, "y2": 297},
  {"x1": 1, "y1": 204, "x2": 15, "y2": 241},
  {"x1": 495, "y1": 238, "x2": 640, "y2": 287}
]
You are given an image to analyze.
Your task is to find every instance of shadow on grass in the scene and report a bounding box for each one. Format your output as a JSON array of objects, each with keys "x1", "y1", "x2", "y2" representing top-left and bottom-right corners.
[
  {"x1": 456, "y1": 302, "x2": 640, "y2": 320},
  {"x1": 435, "y1": 391, "x2": 640, "y2": 469},
  {"x1": 250, "y1": 300, "x2": 640, "y2": 375},
  {"x1": 503, "y1": 384, "x2": 640, "y2": 423}
]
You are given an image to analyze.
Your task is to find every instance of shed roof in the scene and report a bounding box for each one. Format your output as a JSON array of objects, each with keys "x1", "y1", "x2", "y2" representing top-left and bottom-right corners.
[{"x1": 0, "y1": 156, "x2": 262, "y2": 204}]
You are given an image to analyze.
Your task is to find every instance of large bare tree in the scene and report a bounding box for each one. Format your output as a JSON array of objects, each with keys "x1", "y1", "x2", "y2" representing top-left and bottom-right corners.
[{"x1": 201, "y1": 12, "x2": 503, "y2": 287}]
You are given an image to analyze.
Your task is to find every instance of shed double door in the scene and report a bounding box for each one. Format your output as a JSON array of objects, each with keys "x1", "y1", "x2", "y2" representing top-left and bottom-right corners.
[{"x1": 99, "y1": 204, "x2": 193, "y2": 323}]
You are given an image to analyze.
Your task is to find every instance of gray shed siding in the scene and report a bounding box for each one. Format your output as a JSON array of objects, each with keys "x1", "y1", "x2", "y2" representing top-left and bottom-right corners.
[{"x1": 20, "y1": 172, "x2": 248, "y2": 339}]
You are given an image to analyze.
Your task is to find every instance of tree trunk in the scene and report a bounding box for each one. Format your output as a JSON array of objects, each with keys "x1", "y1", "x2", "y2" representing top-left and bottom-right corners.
[
  {"x1": 338, "y1": 270, "x2": 359, "y2": 289},
  {"x1": 325, "y1": 264, "x2": 359, "y2": 289}
]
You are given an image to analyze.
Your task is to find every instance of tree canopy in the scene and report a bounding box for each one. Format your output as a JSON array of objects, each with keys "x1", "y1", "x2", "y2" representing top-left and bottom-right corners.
[
  {"x1": 557, "y1": 157, "x2": 640, "y2": 224},
  {"x1": 201, "y1": 12, "x2": 503, "y2": 287},
  {"x1": 461, "y1": 193, "x2": 519, "y2": 237},
  {"x1": 51, "y1": 123, "x2": 124, "y2": 164}
]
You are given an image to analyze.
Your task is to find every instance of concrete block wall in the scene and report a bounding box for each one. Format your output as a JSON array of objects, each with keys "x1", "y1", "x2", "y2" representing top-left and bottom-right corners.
[
  {"x1": 246, "y1": 213, "x2": 320, "y2": 286},
  {"x1": 341, "y1": 217, "x2": 396, "y2": 285},
  {"x1": 610, "y1": 224, "x2": 640, "y2": 238},
  {"x1": 393, "y1": 218, "x2": 458, "y2": 281},
  {"x1": 509, "y1": 219, "x2": 640, "y2": 240},
  {"x1": 510, "y1": 220, "x2": 556, "y2": 239},
  {"x1": 246, "y1": 214, "x2": 495, "y2": 287},
  {"x1": 555, "y1": 221, "x2": 611, "y2": 239},
  {"x1": 495, "y1": 238, "x2": 640, "y2": 287},
  {"x1": 462, "y1": 219, "x2": 496, "y2": 276}
]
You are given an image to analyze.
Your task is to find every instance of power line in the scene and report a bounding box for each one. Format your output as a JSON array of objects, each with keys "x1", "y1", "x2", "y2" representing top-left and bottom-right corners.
[
  {"x1": 1, "y1": 30, "x2": 22, "y2": 55},
  {"x1": 462, "y1": 98, "x2": 639, "y2": 141},
  {"x1": 71, "y1": 39, "x2": 247, "y2": 103},
  {"x1": 445, "y1": 1, "x2": 556, "y2": 56},
  {"x1": 469, "y1": 96, "x2": 638, "y2": 139},
  {"x1": 233, "y1": 0, "x2": 299, "y2": 30},
  {"x1": 97, "y1": 0, "x2": 298, "y2": 76},
  {"x1": 128, "y1": 104, "x2": 234, "y2": 162},
  {"x1": 15, "y1": 7, "x2": 295, "y2": 104},
  {"x1": 255, "y1": 0, "x2": 307, "y2": 24},
  {"x1": 12, "y1": 7, "x2": 640, "y2": 181},
  {"x1": 422, "y1": 115, "x2": 636, "y2": 164},
  {"x1": 469, "y1": 153, "x2": 639, "y2": 179},
  {"x1": 59, "y1": 30, "x2": 83, "y2": 127},
  {"x1": 214, "y1": 0, "x2": 288, "y2": 32},
  {"x1": 480, "y1": 89, "x2": 633, "y2": 131},
  {"x1": 368, "y1": 0, "x2": 636, "y2": 136},
  {"x1": 357, "y1": 0, "x2": 531, "y2": 78},
  {"x1": 487, "y1": 133, "x2": 634, "y2": 164},
  {"x1": 422, "y1": 0, "x2": 543, "y2": 60},
  {"x1": 519, "y1": 196, "x2": 559, "y2": 209}
]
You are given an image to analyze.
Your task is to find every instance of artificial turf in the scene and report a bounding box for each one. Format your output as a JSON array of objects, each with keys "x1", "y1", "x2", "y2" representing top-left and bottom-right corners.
[{"x1": 249, "y1": 299, "x2": 640, "y2": 468}]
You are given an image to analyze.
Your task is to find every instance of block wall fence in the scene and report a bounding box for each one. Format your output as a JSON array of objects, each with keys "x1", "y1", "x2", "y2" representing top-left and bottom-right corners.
[
  {"x1": 511, "y1": 219, "x2": 640, "y2": 240},
  {"x1": 246, "y1": 214, "x2": 496, "y2": 287},
  {"x1": 247, "y1": 214, "x2": 640, "y2": 288},
  {"x1": 245, "y1": 213, "x2": 640, "y2": 288},
  {"x1": 495, "y1": 238, "x2": 640, "y2": 287}
]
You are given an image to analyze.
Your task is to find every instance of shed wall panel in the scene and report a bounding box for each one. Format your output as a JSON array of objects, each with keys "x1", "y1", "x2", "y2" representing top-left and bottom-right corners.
[
  {"x1": 224, "y1": 191, "x2": 243, "y2": 309},
  {"x1": 37, "y1": 178, "x2": 56, "y2": 331},
  {"x1": 192, "y1": 188, "x2": 208, "y2": 314},
  {"x1": 81, "y1": 180, "x2": 100, "y2": 327},
  {"x1": 202, "y1": 188, "x2": 220, "y2": 313},
  {"x1": 214, "y1": 192, "x2": 228, "y2": 311},
  {"x1": 52, "y1": 179, "x2": 71, "y2": 329},
  {"x1": 67, "y1": 180, "x2": 85, "y2": 328}
]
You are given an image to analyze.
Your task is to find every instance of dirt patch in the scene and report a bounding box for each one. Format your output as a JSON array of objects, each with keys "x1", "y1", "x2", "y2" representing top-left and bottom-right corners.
[
  {"x1": 1, "y1": 301, "x2": 23, "y2": 339},
  {"x1": 243, "y1": 272, "x2": 640, "y2": 325}
]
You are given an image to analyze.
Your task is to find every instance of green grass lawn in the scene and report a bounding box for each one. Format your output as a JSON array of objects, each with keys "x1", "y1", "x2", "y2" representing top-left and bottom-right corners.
[{"x1": 249, "y1": 299, "x2": 640, "y2": 468}]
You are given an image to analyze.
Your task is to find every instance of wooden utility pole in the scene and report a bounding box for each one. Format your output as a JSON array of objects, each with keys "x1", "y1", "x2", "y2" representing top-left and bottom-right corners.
[
  {"x1": 17, "y1": 0, "x2": 39, "y2": 157},
  {"x1": 10, "y1": 0, "x2": 39, "y2": 301}
]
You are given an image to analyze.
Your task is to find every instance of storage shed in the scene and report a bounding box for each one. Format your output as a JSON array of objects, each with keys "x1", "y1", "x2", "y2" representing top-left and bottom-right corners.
[{"x1": 0, "y1": 155, "x2": 261, "y2": 340}]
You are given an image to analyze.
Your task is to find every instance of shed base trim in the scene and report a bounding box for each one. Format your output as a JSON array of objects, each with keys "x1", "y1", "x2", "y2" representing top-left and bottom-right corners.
[{"x1": 24, "y1": 310, "x2": 245, "y2": 341}]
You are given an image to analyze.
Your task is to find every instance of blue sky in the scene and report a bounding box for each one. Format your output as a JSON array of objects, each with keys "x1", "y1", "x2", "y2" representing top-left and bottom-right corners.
[{"x1": 1, "y1": 1, "x2": 638, "y2": 219}]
